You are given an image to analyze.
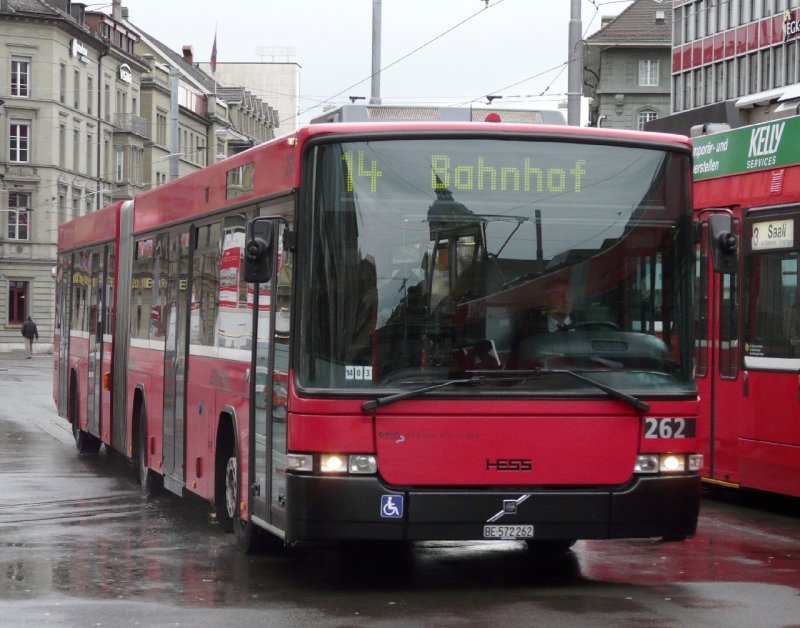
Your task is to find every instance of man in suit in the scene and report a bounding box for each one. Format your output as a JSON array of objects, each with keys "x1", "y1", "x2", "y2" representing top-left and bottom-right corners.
[{"x1": 541, "y1": 277, "x2": 576, "y2": 332}]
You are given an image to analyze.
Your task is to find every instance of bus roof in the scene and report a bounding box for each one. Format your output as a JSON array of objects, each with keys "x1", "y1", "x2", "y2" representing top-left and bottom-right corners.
[{"x1": 57, "y1": 200, "x2": 123, "y2": 252}]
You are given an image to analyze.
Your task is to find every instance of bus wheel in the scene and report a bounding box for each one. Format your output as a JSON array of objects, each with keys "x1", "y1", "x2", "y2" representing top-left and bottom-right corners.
[
  {"x1": 70, "y1": 384, "x2": 100, "y2": 455},
  {"x1": 224, "y1": 449, "x2": 260, "y2": 554},
  {"x1": 136, "y1": 415, "x2": 161, "y2": 496},
  {"x1": 72, "y1": 420, "x2": 100, "y2": 454}
]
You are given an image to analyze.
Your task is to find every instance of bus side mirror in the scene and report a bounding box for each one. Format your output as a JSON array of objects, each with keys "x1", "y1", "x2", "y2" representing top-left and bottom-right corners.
[
  {"x1": 244, "y1": 218, "x2": 274, "y2": 283},
  {"x1": 708, "y1": 214, "x2": 737, "y2": 274}
]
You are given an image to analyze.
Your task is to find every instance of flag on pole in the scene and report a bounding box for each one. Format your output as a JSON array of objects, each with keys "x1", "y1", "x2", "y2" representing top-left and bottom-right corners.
[{"x1": 210, "y1": 29, "x2": 218, "y2": 75}]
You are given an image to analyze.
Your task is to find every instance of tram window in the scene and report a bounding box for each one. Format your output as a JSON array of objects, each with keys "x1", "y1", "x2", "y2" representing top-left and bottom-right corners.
[
  {"x1": 71, "y1": 250, "x2": 90, "y2": 334},
  {"x1": 718, "y1": 271, "x2": 738, "y2": 378},
  {"x1": 130, "y1": 238, "x2": 155, "y2": 341},
  {"x1": 190, "y1": 222, "x2": 221, "y2": 347},
  {"x1": 744, "y1": 251, "x2": 800, "y2": 359},
  {"x1": 216, "y1": 214, "x2": 251, "y2": 350}
]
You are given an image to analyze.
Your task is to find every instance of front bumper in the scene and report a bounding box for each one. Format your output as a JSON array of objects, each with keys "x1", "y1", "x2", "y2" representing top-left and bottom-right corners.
[{"x1": 284, "y1": 473, "x2": 700, "y2": 543}]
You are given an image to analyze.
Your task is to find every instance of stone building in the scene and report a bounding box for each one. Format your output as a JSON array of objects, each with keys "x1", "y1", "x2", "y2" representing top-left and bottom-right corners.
[
  {"x1": 0, "y1": 0, "x2": 148, "y2": 351},
  {"x1": 583, "y1": 0, "x2": 673, "y2": 130},
  {"x1": 0, "y1": 0, "x2": 286, "y2": 352}
]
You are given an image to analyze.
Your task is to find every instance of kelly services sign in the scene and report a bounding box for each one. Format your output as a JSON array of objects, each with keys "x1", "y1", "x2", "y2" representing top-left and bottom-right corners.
[{"x1": 692, "y1": 116, "x2": 800, "y2": 180}]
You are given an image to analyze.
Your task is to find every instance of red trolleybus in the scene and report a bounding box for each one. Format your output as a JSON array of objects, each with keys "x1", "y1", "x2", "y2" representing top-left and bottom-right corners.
[
  {"x1": 693, "y1": 116, "x2": 800, "y2": 498},
  {"x1": 56, "y1": 114, "x2": 703, "y2": 551}
]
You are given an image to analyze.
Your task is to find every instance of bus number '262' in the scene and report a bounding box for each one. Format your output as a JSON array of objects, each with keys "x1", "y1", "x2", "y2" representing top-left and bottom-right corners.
[{"x1": 644, "y1": 417, "x2": 696, "y2": 439}]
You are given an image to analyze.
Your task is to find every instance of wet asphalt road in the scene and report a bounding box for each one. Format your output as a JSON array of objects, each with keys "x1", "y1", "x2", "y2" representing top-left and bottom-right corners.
[{"x1": 1, "y1": 353, "x2": 799, "y2": 627}]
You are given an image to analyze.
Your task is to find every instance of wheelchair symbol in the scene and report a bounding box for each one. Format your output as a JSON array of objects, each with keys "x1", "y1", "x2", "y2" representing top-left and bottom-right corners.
[{"x1": 380, "y1": 495, "x2": 403, "y2": 519}]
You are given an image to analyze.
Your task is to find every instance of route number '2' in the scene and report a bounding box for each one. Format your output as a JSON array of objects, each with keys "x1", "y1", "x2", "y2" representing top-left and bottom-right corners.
[{"x1": 644, "y1": 417, "x2": 693, "y2": 439}]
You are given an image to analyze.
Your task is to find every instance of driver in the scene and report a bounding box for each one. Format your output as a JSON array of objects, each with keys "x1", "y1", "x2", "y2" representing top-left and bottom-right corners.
[{"x1": 542, "y1": 277, "x2": 576, "y2": 332}]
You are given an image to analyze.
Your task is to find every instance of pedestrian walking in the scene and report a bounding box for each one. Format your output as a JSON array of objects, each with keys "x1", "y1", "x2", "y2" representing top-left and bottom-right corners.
[{"x1": 21, "y1": 316, "x2": 38, "y2": 358}]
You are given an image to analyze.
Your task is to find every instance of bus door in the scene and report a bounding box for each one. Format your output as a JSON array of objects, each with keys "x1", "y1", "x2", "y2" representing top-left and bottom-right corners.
[
  {"x1": 162, "y1": 230, "x2": 191, "y2": 494},
  {"x1": 55, "y1": 256, "x2": 71, "y2": 418},
  {"x1": 87, "y1": 247, "x2": 105, "y2": 437},
  {"x1": 738, "y1": 209, "x2": 800, "y2": 495},
  {"x1": 696, "y1": 212, "x2": 741, "y2": 486},
  {"x1": 251, "y1": 209, "x2": 292, "y2": 531}
]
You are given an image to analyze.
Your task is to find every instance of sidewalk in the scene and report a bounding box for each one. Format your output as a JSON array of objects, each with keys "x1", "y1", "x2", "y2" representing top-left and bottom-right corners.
[{"x1": 0, "y1": 350, "x2": 53, "y2": 367}]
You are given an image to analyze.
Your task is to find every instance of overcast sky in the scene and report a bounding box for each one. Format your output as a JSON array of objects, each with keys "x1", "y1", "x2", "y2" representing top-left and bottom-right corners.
[{"x1": 119, "y1": 0, "x2": 633, "y2": 122}]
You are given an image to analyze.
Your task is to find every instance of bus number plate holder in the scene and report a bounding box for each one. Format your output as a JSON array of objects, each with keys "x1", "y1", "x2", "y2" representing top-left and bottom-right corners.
[{"x1": 483, "y1": 525, "x2": 534, "y2": 539}]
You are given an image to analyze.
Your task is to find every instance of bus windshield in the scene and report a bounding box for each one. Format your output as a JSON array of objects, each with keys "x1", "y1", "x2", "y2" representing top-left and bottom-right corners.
[{"x1": 299, "y1": 137, "x2": 695, "y2": 397}]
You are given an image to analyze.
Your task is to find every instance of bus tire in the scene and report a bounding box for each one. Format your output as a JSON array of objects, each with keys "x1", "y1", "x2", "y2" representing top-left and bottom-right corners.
[
  {"x1": 70, "y1": 376, "x2": 100, "y2": 455},
  {"x1": 223, "y1": 446, "x2": 263, "y2": 554},
  {"x1": 134, "y1": 403, "x2": 161, "y2": 496}
]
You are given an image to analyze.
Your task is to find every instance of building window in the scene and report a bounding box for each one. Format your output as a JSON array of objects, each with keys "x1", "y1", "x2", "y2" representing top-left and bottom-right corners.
[
  {"x1": 86, "y1": 132, "x2": 94, "y2": 177},
  {"x1": 59, "y1": 123, "x2": 67, "y2": 168},
  {"x1": 639, "y1": 59, "x2": 659, "y2": 86},
  {"x1": 672, "y1": 75, "x2": 682, "y2": 112},
  {"x1": 73, "y1": 128, "x2": 80, "y2": 172},
  {"x1": 727, "y1": 59, "x2": 736, "y2": 99},
  {"x1": 683, "y1": 71, "x2": 693, "y2": 109},
  {"x1": 714, "y1": 62, "x2": 725, "y2": 102},
  {"x1": 737, "y1": 56, "x2": 747, "y2": 96},
  {"x1": 60, "y1": 63, "x2": 66, "y2": 103},
  {"x1": 156, "y1": 112, "x2": 167, "y2": 145},
  {"x1": 74, "y1": 69, "x2": 80, "y2": 109},
  {"x1": 8, "y1": 281, "x2": 28, "y2": 325},
  {"x1": 104, "y1": 83, "x2": 110, "y2": 121},
  {"x1": 761, "y1": 50, "x2": 771, "y2": 90},
  {"x1": 87, "y1": 75, "x2": 93, "y2": 115},
  {"x1": 58, "y1": 186, "x2": 67, "y2": 224},
  {"x1": 774, "y1": 46, "x2": 784, "y2": 87},
  {"x1": 7, "y1": 192, "x2": 30, "y2": 240},
  {"x1": 9, "y1": 121, "x2": 30, "y2": 162},
  {"x1": 787, "y1": 42, "x2": 797, "y2": 85},
  {"x1": 694, "y1": 68, "x2": 703, "y2": 107},
  {"x1": 749, "y1": 52, "x2": 758, "y2": 93},
  {"x1": 11, "y1": 57, "x2": 30, "y2": 97},
  {"x1": 638, "y1": 109, "x2": 658, "y2": 130},
  {"x1": 115, "y1": 148, "x2": 124, "y2": 183}
]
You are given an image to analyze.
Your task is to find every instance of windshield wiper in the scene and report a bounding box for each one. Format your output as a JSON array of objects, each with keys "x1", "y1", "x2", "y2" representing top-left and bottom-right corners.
[
  {"x1": 508, "y1": 368, "x2": 649, "y2": 413},
  {"x1": 362, "y1": 377, "x2": 484, "y2": 412}
]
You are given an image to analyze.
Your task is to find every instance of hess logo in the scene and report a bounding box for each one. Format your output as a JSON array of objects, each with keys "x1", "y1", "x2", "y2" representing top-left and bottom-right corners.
[{"x1": 486, "y1": 458, "x2": 532, "y2": 472}]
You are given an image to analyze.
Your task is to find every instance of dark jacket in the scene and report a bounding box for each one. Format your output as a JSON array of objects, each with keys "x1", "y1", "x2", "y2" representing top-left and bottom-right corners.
[{"x1": 21, "y1": 319, "x2": 38, "y2": 340}]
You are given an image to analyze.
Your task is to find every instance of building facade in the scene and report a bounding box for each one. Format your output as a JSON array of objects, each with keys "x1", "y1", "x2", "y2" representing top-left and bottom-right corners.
[
  {"x1": 0, "y1": 0, "x2": 282, "y2": 352},
  {"x1": 648, "y1": 0, "x2": 800, "y2": 133},
  {"x1": 0, "y1": 0, "x2": 148, "y2": 352},
  {"x1": 584, "y1": 0, "x2": 673, "y2": 130},
  {"x1": 198, "y1": 62, "x2": 300, "y2": 135}
]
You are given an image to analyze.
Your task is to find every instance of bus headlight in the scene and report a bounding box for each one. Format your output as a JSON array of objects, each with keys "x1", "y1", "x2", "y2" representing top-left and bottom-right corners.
[
  {"x1": 634, "y1": 454, "x2": 659, "y2": 474},
  {"x1": 287, "y1": 453, "x2": 313, "y2": 472},
  {"x1": 320, "y1": 454, "x2": 348, "y2": 473},
  {"x1": 659, "y1": 454, "x2": 685, "y2": 472},
  {"x1": 349, "y1": 454, "x2": 377, "y2": 474},
  {"x1": 634, "y1": 453, "x2": 702, "y2": 474},
  {"x1": 291, "y1": 453, "x2": 379, "y2": 475}
]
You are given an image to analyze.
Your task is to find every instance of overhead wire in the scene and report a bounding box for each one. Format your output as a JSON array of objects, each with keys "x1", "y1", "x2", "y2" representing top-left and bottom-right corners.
[{"x1": 289, "y1": 0, "x2": 509, "y2": 123}]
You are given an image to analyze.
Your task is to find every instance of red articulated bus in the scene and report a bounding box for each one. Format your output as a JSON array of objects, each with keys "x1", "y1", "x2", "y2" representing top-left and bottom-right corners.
[
  {"x1": 693, "y1": 116, "x2": 800, "y2": 499},
  {"x1": 55, "y1": 110, "x2": 704, "y2": 552}
]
